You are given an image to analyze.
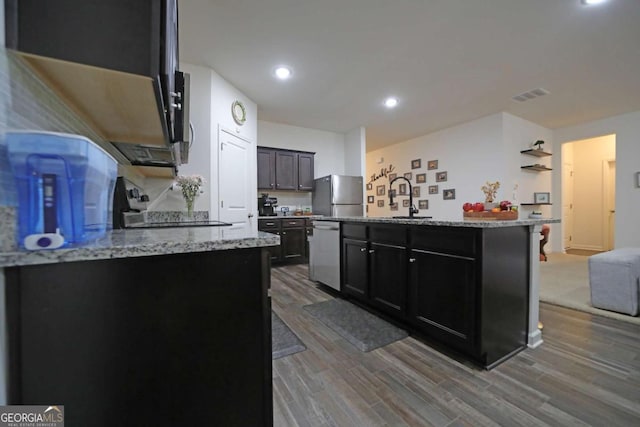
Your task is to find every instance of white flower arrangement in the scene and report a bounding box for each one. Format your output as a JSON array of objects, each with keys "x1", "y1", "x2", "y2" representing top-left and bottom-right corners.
[{"x1": 175, "y1": 174, "x2": 205, "y2": 214}]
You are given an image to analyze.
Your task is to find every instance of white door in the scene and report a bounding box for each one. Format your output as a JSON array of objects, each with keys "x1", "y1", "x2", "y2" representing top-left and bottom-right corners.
[
  {"x1": 562, "y1": 161, "x2": 574, "y2": 250},
  {"x1": 218, "y1": 128, "x2": 255, "y2": 231}
]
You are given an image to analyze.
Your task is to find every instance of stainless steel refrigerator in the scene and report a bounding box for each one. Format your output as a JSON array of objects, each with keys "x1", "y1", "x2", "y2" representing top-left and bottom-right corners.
[{"x1": 312, "y1": 175, "x2": 363, "y2": 216}]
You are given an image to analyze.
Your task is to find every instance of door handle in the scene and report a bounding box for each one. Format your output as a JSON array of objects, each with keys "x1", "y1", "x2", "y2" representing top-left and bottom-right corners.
[
  {"x1": 248, "y1": 213, "x2": 254, "y2": 218},
  {"x1": 610, "y1": 210, "x2": 615, "y2": 213},
  {"x1": 368, "y1": 249, "x2": 375, "y2": 254},
  {"x1": 409, "y1": 258, "x2": 416, "y2": 263},
  {"x1": 360, "y1": 247, "x2": 367, "y2": 252}
]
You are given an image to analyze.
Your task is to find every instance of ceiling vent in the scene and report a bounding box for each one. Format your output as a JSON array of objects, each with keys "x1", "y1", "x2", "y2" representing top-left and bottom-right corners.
[{"x1": 512, "y1": 88, "x2": 550, "y2": 102}]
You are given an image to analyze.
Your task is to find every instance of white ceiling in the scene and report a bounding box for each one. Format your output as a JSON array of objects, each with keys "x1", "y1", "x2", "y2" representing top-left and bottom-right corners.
[{"x1": 179, "y1": 0, "x2": 640, "y2": 151}]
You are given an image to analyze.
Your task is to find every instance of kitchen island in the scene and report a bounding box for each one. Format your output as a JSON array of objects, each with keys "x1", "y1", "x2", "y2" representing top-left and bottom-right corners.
[
  {"x1": 0, "y1": 227, "x2": 279, "y2": 426},
  {"x1": 317, "y1": 216, "x2": 559, "y2": 369}
]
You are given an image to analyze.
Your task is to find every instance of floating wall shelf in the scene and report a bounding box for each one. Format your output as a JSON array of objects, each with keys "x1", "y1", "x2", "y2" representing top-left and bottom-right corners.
[
  {"x1": 521, "y1": 165, "x2": 553, "y2": 172},
  {"x1": 520, "y1": 149, "x2": 552, "y2": 157}
]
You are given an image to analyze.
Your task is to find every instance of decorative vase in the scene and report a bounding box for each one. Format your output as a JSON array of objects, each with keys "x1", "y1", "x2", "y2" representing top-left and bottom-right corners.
[{"x1": 185, "y1": 198, "x2": 194, "y2": 218}]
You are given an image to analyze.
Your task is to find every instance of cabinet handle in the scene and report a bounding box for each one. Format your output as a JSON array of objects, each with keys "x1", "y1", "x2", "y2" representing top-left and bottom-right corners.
[
  {"x1": 368, "y1": 249, "x2": 375, "y2": 254},
  {"x1": 282, "y1": 231, "x2": 287, "y2": 235},
  {"x1": 360, "y1": 248, "x2": 367, "y2": 252},
  {"x1": 289, "y1": 222, "x2": 297, "y2": 225},
  {"x1": 409, "y1": 258, "x2": 416, "y2": 263}
]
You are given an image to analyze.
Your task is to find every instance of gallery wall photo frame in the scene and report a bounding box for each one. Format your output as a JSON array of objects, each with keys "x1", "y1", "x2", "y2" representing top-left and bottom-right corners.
[
  {"x1": 418, "y1": 199, "x2": 428, "y2": 210},
  {"x1": 377, "y1": 199, "x2": 385, "y2": 207},
  {"x1": 390, "y1": 202, "x2": 399, "y2": 211},
  {"x1": 436, "y1": 171, "x2": 448, "y2": 182},
  {"x1": 404, "y1": 172, "x2": 412, "y2": 180},
  {"x1": 416, "y1": 173, "x2": 426, "y2": 183},
  {"x1": 366, "y1": 183, "x2": 373, "y2": 191},
  {"x1": 427, "y1": 160, "x2": 438, "y2": 170},
  {"x1": 398, "y1": 183, "x2": 407, "y2": 195},
  {"x1": 534, "y1": 192, "x2": 550, "y2": 204},
  {"x1": 412, "y1": 186, "x2": 420, "y2": 197},
  {"x1": 388, "y1": 173, "x2": 397, "y2": 181},
  {"x1": 443, "y1": 189, "x2": 456, "y2": 200},
  {"x1": 402, "y1": 199, "x2": 410, "y2": 207},
  {"x1": 376, "y1": 185, "x2": 386, "y2": 196},
  {"x1": 428, "y1": 185, "x2": 438, "y2": 194},
  {"x1": 367, "y1": 195, "x2": 375, "y2": 203},
  {"x1": 411, "y1": 159, "x2": 422, "y2": 169}
]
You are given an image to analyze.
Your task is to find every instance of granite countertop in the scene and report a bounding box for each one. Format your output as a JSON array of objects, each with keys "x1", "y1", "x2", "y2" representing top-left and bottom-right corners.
[
  {"x1": 258, "y1": 215, "x2": 324, "y2": 220},
  {"x1": 315, "y1": 216, "x2": 560, "y2": 228},
  {"x1": 0, "y1": 227, "x2": 280, "y2": 268}
]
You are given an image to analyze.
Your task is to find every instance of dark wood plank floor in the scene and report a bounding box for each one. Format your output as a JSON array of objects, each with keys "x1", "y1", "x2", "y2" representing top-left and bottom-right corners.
[{"x1": 271, "y1": 264, "x2": 640, "y2": 427}]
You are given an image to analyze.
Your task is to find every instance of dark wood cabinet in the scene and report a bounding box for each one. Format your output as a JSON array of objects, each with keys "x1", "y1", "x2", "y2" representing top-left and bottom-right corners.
[
  {"x1": 297, "y1": 152, "x2": 315, "y2": 191},
  {"x1": 259, "y1": 218, "x2": 307, "y2": 264},
  {"x1": 5, "y1": 248, "x2": 273, "y2": 426},
  {"x1": 340, "y1": 222, "x2": 530, "y2": 369},
  {"x1": 275, "y1": 150, "x2": 298, "y2": 190},
  {"x1": 257, "y1": 148, "x2": 276, "y2": 190},
  {"x1": 342, "y1": 238, "x2": 369, "y2": 300},
  {"x1": 369, "y1": 242, "x2": 407, "y2": 316},
  {"x1": 257, "y1": 147, "x2": 314, "y2": 192},
  {"x1": 408, "y1": 249, "x2": 477, "y2": 353}
]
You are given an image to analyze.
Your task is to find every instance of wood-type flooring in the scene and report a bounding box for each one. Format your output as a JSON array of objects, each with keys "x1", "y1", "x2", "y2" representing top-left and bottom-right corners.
[{"x1": 271, "y1": 264, "x2": 640, "y2": 427}]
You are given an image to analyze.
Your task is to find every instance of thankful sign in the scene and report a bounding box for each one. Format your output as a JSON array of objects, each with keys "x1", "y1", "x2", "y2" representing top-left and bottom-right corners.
[{"x1": 369, "y1": 164, "x2": 396, "y2": 184}]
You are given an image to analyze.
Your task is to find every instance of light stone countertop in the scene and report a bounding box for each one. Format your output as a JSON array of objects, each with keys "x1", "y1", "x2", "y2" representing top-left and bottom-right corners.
[
  {"x1": 0, "y1": 227, "x2": 280, "y2": 268},
  {"x1": 315, "y1": 216, "x2": 560, "y2": 228}
]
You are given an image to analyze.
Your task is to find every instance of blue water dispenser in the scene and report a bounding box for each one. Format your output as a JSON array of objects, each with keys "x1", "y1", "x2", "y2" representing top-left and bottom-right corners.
[{"x1": 6, "y1": 131, "x2": 117, "y2": 250}]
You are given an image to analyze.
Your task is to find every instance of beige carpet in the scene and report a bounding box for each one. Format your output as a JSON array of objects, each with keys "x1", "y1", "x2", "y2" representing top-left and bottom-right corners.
[{"x1": 540, "y1": 252, "x2": 640, "y2": 325}]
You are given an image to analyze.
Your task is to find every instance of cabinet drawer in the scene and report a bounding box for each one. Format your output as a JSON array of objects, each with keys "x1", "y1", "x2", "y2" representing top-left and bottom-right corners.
[
  {"x1": 258, "y1": 219, "x2": 280, "y2": 231},
  {"x1": 370, "y1": 225, "x2": 407, "y2": 246},
  {"x1": 342, "y1": 223, "x2": 367, "y2": 239},
  {"x1": 411, "y1": 227, "x2": 477, "y2": 257},
  {"x1": 281, "y1": 218, "x2": 306, "y2": 228}
]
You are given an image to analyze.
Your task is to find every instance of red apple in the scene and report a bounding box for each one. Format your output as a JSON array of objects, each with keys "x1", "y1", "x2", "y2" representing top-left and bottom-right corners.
[
  {"x1": 473, "y1": 202, "x2": 485, "y2": 212},
  {"x1": 499, "y1": 200, "x2": 512, "y2": 211},
  {"x1": 462, "y1": 202, "x2": 473, "y2": 212}
]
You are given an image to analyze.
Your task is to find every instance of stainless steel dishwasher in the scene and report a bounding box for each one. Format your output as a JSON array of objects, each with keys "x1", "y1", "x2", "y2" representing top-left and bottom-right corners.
[{"x1": 308, "y1": 220, "x2": 340, "y2": 290}]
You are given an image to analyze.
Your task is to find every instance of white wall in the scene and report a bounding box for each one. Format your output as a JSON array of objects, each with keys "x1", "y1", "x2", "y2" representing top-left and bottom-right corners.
[
  {"x1": 344, "y1": 126, "x2": 366, "y2": 177},
  {"x1": 553, "y1": 110, "x2": 640, "y2": 249},
  {"x1": 257, "y1": 120, "x2": 346, "y2": 212},
  {"x1": 566, "y1": 135, "x2": 615, "y2": 251}
]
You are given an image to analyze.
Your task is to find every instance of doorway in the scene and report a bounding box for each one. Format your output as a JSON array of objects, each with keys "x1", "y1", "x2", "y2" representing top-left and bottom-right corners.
[{"x1": 561, "y1": 134, "x2": 616, "y2": 253}]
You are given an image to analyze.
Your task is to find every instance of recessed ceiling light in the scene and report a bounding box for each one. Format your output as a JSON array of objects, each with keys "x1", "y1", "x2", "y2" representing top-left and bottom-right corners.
[
  {"x1": 274, "y1": 66, "x2": 292, "y2": 80},
  {"x1": 384, "y1": 97, "x2": 398, "y2": 108},
  {"x1": 581, "y1": 0, "x2": 607, "y2": 5}
]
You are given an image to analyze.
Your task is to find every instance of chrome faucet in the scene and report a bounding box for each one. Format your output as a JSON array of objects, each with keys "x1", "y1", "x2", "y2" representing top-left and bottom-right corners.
[{"x1": 389, "y1": 176, "x2": 418, "y2": 218}]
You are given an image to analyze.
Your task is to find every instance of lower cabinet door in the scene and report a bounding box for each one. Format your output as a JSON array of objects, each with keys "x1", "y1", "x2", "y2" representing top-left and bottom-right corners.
[
  {"x1": 281, "y1": 228, "x2": 306, "y2": 260},
  {"x1": 408, "y1": 249, "x2": 477, "y2": 353},
  {"x1": 369, "y1": 243, "x2": 407, "y2": 316},
  {"x1": 342, "y1": 238, "x2": 368, "y2": 300}
]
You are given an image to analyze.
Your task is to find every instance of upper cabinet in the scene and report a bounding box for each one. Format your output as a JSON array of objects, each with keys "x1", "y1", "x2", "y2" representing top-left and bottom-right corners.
[
  {"x1": 257, "y1": 147, "x2": 315, "y2": 192},
  {"x1": 4, "y1": 0, "x2": 188, "y2": 172}
]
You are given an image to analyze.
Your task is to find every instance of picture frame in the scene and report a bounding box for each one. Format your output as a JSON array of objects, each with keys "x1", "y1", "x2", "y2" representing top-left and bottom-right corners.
[
  {"x1": 404, "y1": 172, "x2": 412, "y2": 180},
  {"x1": 389, "y1": 189, "x2": 397, "y2": 198},
  {"x1": 377, "y1": 199, "x2": 385, "y2": 207},
  {"x1": 428, "y1": 160, "x2": 438, "y2": 170},
  {"x1": 443, "y1": 189, "x2": 456, "y2": 200},
  {"x1": 418, "y1": 199, "x2": 429, "y2": 210},
  {"x1": 376, "y1": 185, "x2": 386, "y2": 196},
  {"x1": 416, "y1": 173, "x2": 426, "y2": 183},
  {"x1": 411, "y1": 159, "x2": 422, "y2": 169},
  {"x1": 436, "y1": 171, "x2": 448, "y2": 182},
  {"x1": 366, "y1": 183, "x2": 373, "y2": 191},
  {"x1": 534, "y1": 192, "x2": 550, "y2": 204},
  {"x1": 412, "y1": 186, "x2": 420, "y2": 197},
  {"x1": 402, "y1": 199, "x2": 410, "y2": 207},
  {"x1": 398, "y1": 183, "x2": 407, "y2": 195},
  {"x1": 388, "y1": 173, "x2": 397, "y2": 181},
  {"x1": 428, "y1": 185, "x2": 438, "y2": 194},
  {"x1": 367, "y1": 195, "x2": 374, "y2": 203},
  {"x1": 390, "y1": 202, "x2": 399, "y2": 211}
]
